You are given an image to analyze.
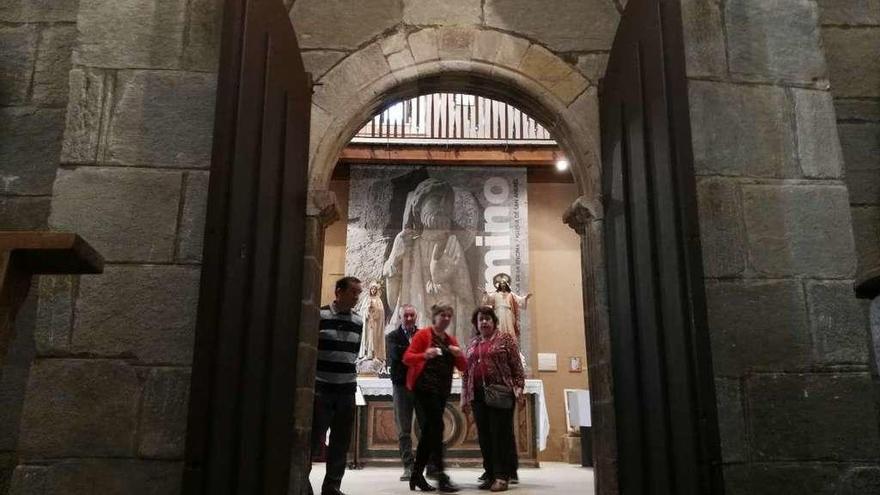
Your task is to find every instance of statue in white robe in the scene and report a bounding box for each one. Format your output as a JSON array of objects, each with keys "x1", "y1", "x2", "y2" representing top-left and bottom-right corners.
[
  {"x1": 357, "y1": 281, "x2": 386, "y2": 362},
  {"x1": 383, "y1": 178, "x2": 477, "y2": 343}
]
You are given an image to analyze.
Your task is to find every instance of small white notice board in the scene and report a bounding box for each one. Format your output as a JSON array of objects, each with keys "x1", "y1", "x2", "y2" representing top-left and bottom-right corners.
[{"x1": 537, "y1": 353, "x2": 558, "y2": 371}]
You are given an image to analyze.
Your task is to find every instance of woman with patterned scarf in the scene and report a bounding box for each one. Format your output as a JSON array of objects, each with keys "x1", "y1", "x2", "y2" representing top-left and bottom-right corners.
[{"x1": 461, "y1": 306, "x2": 526, "y2": 492}]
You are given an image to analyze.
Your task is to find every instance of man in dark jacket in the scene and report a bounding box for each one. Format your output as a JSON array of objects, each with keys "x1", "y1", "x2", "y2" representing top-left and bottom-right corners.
[{"x1": 385, "y1": 304, "x2": 420, "y2": 481}]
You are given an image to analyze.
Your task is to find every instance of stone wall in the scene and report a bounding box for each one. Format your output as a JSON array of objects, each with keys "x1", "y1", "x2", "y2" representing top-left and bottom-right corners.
[
  {"x1": 6, "y1": 0, "x2": 223, "y2": 492},
  {"x1": 0, "y1": 1, "x2": 78, "y2": 490},
  {"x1": 682, "y1": 0, "x2": 880, "y2": 492},
  {"x1": 292, "y1": 0, "x2": 616, "y2": 84},
  {"x1": 0, "y1": 0, "x2": 75, "y2": 229},
  {"x1": 2, "y1": 0, "x2": 877, "y2": 493}
]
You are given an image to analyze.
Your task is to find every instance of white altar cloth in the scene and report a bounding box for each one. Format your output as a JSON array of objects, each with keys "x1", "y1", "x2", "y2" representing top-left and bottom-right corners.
[{"x1": 356, "y1": 377, "x2": 550, "y2": 451}]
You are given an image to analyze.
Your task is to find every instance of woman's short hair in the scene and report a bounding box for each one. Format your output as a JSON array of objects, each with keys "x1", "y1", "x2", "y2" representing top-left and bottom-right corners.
[
  {"x1": 471, "y1": 306, "x2": 499, "y2": 327},
  {"x1": 430, "y1": 303, "x2": 454, "y2": 319}
]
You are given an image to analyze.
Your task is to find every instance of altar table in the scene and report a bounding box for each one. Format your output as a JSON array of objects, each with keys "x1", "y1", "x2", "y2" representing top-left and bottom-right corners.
[{"x1": 350, "y1": 377, "x2": 549, "y2": 468}]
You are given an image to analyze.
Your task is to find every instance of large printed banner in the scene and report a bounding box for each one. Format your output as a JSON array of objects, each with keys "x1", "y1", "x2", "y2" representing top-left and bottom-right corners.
[{"x1": 345, "y1": 165, "x2": 531, "y2": 352}]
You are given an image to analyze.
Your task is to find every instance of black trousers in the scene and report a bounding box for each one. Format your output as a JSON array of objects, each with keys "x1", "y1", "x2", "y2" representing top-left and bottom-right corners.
[
  {"x1": 472, "y1": 386, "x2": 517, "y2": 480},
  {"x1": 413, "y1": 390, "x2": 448, "y2": 474},
  {"x1": 309, "y1": 390, "x2": 356, "y2": 492}
]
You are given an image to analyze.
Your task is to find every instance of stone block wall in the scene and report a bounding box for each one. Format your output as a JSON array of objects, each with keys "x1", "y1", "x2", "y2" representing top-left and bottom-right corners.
[
  {"x1": 0, "y1": 1, "x2": 78, "y2": 490},
  {"x1": 291, "y1": 0, "x2": 618, "y2": 83},
  {"x1": 0, "y1": 295, "x2": 35, "y2": 494},
  {"x1": 5, "y1": 0, "x2": 222, "y2": 492},
  {"x1": 2, "y1": 0, "x2": 876, "y2": 494},
  {"x1": 683, "y1": 0, "x2": 880, "y2": 492},
  {"x1": 0, "y1": 0, "x2": 75, "y2": 229}
]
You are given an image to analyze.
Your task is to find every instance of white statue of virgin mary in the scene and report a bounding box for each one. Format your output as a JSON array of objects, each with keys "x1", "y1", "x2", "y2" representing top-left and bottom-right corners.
[{"x1": 356, "y1": 281, "x2": 386, "y2": 362}]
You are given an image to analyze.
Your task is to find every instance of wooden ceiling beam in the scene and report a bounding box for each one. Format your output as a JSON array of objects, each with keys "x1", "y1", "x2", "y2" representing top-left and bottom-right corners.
[
  {"x1": 333, "y1": 144, "x2": 574, "y2": 183},
  {"x1": 338, "y1": 144, "x2": 562, "y2": 166}
]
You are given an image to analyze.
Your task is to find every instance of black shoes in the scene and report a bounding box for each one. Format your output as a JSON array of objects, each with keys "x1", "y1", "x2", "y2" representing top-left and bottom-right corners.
[
  {"x1": 409, "y1": 471, "x2": 436, "y2": 492},
  {"x1": 478, "y1": 471, "x2": 490, "y2": 481},
  {"x1": 478, "y1": 477, "x2": 494, "y2": 490},
  {"x1": 436, "y1": 473, "x2": 460, "y2": 493},
  {"x1": 509, "y1": 472, "x2": 519, "y2": 484}
]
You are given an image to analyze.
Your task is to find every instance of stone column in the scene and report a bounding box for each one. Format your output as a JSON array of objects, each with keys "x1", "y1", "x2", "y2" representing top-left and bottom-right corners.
[
  {"x1": 288, "y1": 189, "x2": 340, "y2": 495},
  {"x1": 563, "y1": 196, "x2": 618, "y2": 495}
]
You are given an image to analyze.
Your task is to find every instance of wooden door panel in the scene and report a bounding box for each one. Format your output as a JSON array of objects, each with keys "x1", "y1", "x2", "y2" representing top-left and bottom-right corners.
[
  {"x1": 600, "y1": 0, "x2": 723, "y2": 493},
  {"x1": 183, "y1": 0, "x2": 311, "y2": 493}
]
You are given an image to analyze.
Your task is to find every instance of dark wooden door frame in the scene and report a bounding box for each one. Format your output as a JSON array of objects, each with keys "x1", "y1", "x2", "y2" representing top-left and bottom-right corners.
[
  {"x1": 181, "y1": 0, "x2": 312, "y2": 492},
  {"x1": 600, "y1": 0, "x2": 724, "y2": 492}
]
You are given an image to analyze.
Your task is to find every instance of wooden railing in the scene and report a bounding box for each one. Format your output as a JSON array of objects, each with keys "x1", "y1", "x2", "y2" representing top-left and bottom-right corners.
[{"x1": 353, "y1": 93, "x2": 555, "y2": 145}]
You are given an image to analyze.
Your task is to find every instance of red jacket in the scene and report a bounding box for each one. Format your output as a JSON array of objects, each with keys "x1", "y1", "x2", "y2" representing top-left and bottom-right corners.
[{"x1": 403, "y1": 327, "x2": 467, "y2": 391}]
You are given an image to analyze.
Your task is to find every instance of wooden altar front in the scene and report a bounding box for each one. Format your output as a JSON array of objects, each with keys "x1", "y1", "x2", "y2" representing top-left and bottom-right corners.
[{"x1": 353, "y1": 391, "x2": 539, "y2": 468}]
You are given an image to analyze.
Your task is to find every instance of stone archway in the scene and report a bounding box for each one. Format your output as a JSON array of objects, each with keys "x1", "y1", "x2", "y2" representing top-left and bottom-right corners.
[
  {"x1": 306, "y1": 26, "x2": 601, "y2": 194},
  {"x1": 294, "y1": 25, "x2": 617, "y2": 494}
]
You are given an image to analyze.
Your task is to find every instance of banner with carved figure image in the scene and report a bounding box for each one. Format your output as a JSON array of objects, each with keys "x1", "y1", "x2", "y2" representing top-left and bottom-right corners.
[{"x1": 345, "y1": 165, "x2": 531, "y2": 360}]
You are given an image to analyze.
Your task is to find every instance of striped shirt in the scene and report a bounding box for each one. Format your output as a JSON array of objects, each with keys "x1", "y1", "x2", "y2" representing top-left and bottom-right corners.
[{"x1": 316, "y1": 303, "x2": 363, "y2": 394}]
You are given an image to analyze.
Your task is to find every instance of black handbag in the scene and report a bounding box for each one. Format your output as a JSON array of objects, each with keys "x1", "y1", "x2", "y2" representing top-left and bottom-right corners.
[
  {"x1": 484, "y1": 383, "x2": 515, "y2": 409},
  {"x1": 479, "y1": 342, "x2": 515, "y2": 409}
]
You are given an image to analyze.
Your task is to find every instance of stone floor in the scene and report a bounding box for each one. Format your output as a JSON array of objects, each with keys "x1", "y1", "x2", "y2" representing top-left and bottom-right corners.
[{"x1": 309, "y1": 462, "x2": 595, "y2": 494}]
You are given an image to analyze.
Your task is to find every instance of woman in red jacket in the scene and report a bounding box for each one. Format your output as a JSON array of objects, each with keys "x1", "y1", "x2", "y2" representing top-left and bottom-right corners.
[{"x1": 403, "y1": 303, "x2": 467, "y2": 492}]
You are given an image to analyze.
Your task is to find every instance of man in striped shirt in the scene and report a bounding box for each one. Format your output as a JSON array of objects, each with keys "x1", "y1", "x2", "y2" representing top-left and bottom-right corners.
[{"x1": 310, "y1": 276, "x2": 363, "y2": 495}]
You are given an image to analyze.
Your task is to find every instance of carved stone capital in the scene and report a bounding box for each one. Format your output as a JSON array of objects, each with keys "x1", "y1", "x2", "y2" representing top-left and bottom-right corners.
[
  {"x1": 307, "y1": 189, "x2": 341, "y2": 227},
  {"x1": 563, "y1": 196, "x2": 602, "y2": 235}
]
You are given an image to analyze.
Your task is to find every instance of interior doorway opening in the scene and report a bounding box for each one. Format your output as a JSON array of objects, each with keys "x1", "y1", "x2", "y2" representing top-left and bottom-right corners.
[
  {"x1": 182, "y1": 3, "x2": 724, "y2": 494},
  {"x1": 307, "y1": 84, "x2": 603, "y2": 492}
]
